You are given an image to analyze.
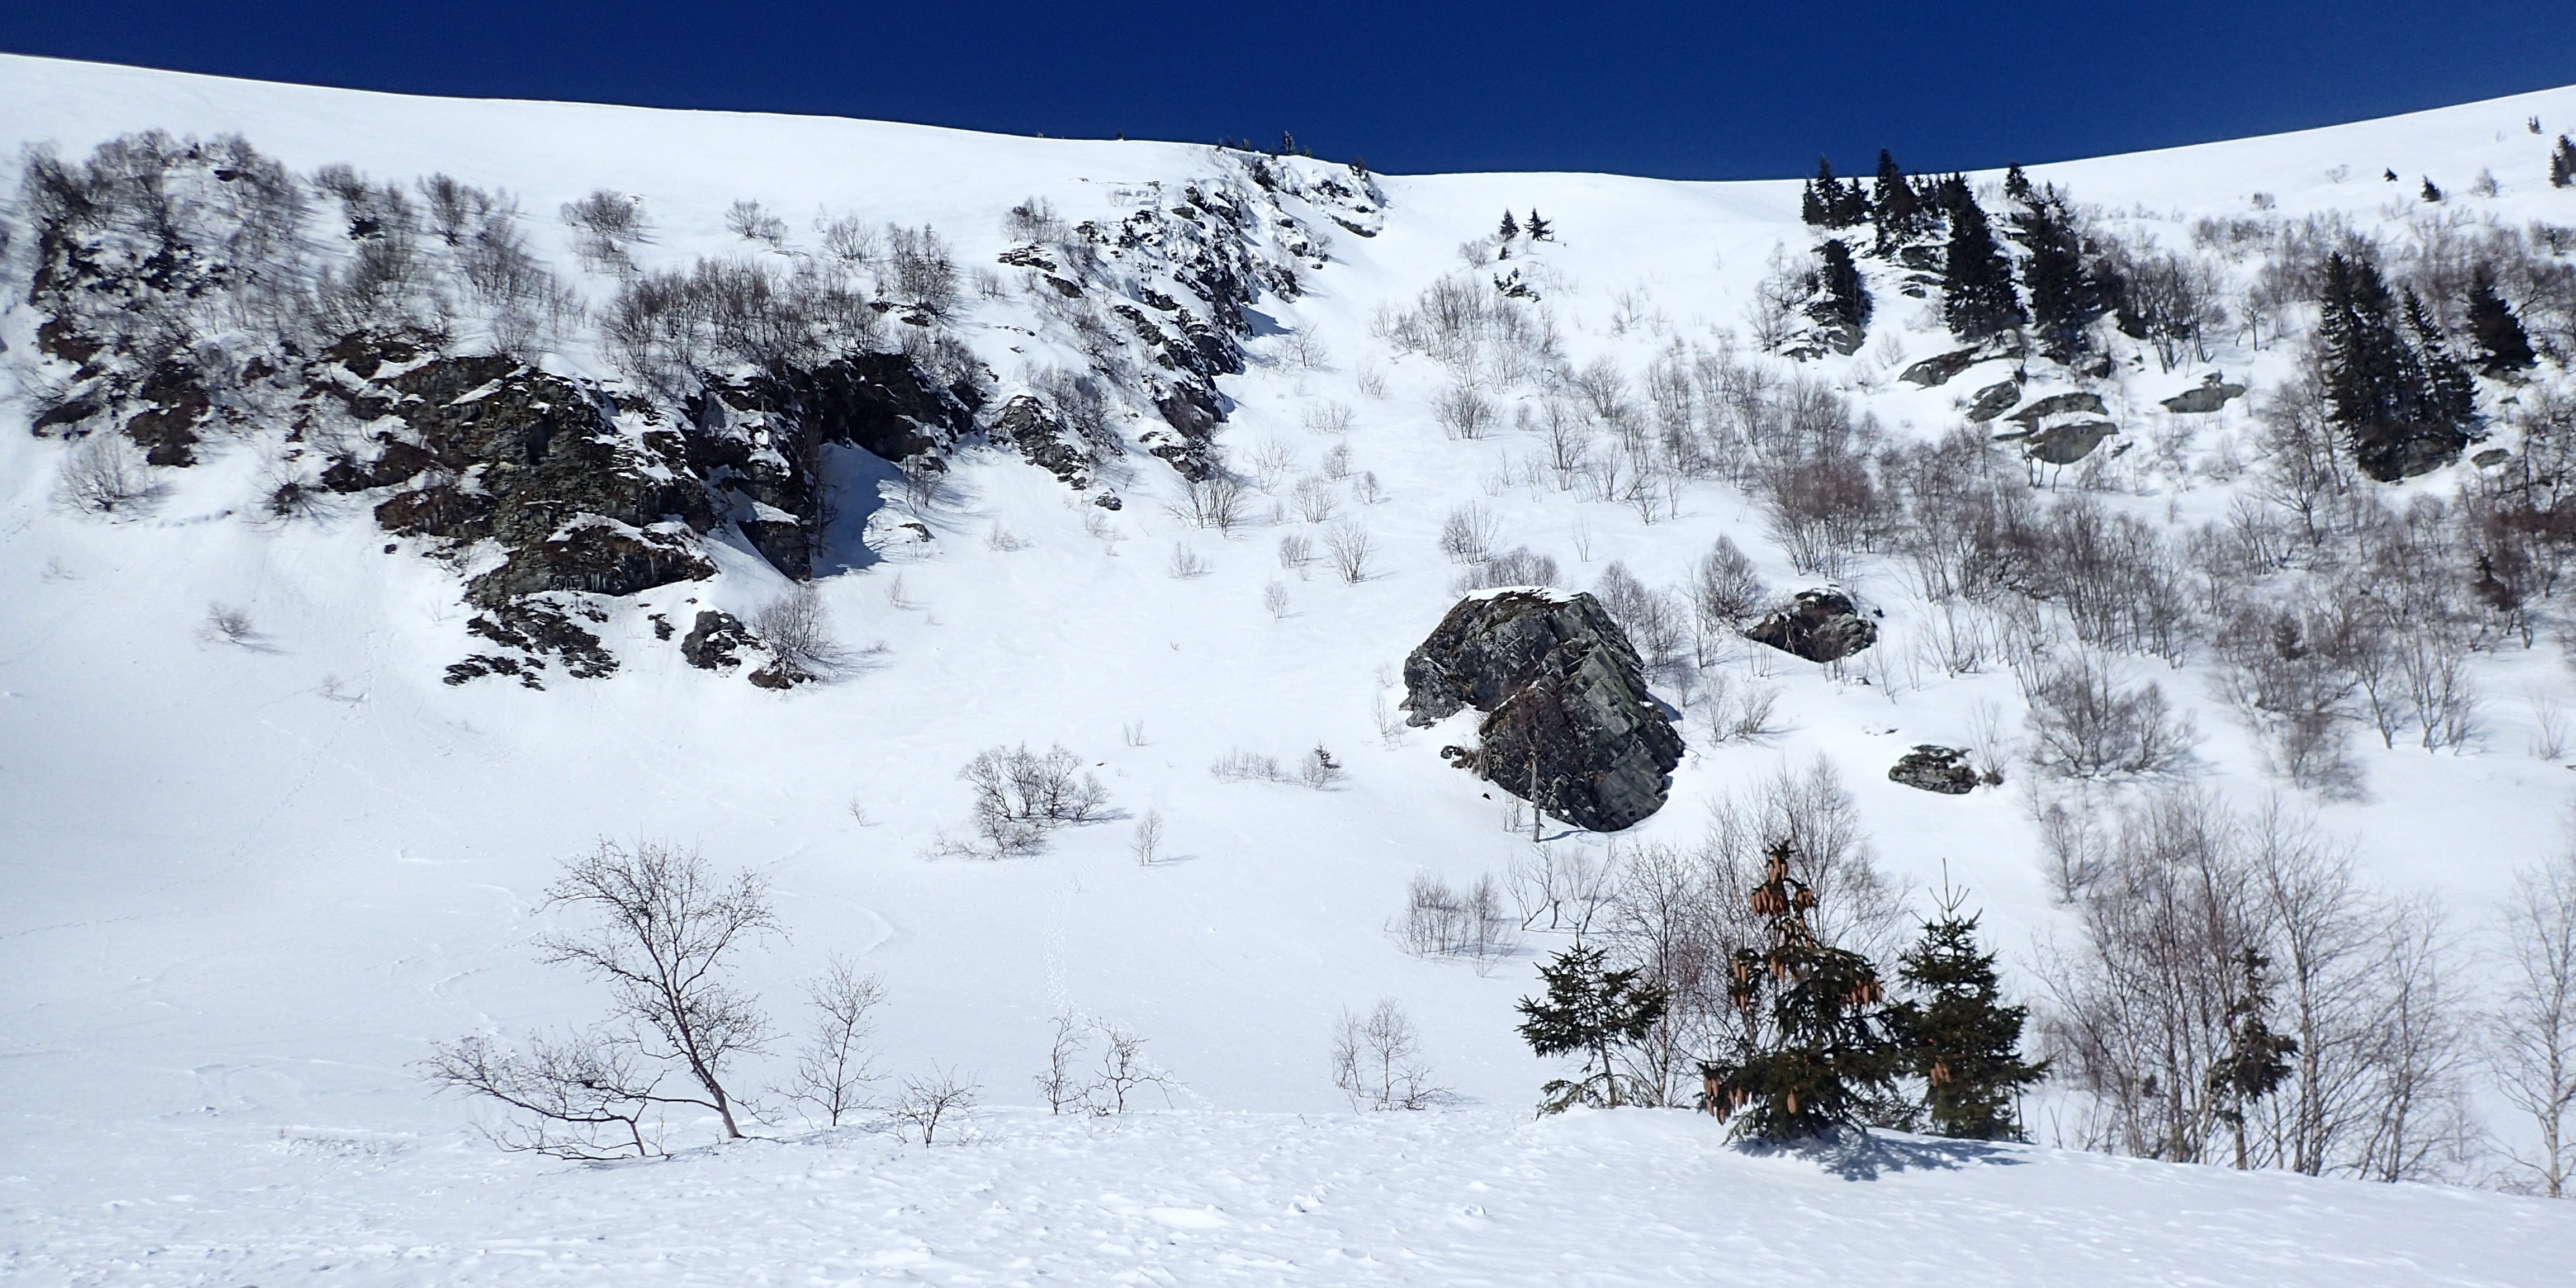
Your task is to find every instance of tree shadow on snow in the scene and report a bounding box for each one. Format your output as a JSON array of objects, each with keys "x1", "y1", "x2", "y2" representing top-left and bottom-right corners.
[{"x1": 1733, "y1": 1128, "x2": 2028, "y2": 1181}]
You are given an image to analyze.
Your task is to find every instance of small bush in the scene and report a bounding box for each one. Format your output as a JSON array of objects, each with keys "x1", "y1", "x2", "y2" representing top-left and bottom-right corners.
[
  {"x1": 2024, "y1": 656, "x2": 2199, "y2": 778},
  {"x1": 1396, "y1": 872, "x2": 1518, "y2": 962},
  {"x1": 957, "y1": 744, "x2": 1108, "y2": 856}
]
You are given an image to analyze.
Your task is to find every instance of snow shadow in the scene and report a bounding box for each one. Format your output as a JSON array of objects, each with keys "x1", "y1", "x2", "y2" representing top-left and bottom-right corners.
[{"x1": 1735, "y1": 1129, "x2": 2027, "y2": 1182}]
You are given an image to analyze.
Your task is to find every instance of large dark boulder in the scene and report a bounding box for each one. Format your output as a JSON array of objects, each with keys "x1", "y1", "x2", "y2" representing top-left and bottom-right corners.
[
  {"x1": 1745, "y1": 589, "x2": 1878, "y2": 662},
  {"x1": 1402, "y1": 590, "x2": 1683, "y2": 832}
]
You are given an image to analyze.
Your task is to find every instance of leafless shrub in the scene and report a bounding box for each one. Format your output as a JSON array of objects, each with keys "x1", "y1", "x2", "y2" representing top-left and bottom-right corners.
[
  {"x1": 1130, "y1": 809, "x2": 1166, "y2": 864},
  {"x1": 753, "y1": 585, "x2": 846, "y2": 679},
  {"x1": 1036, "y1": 1015, "x2": 1090, "y2": 1113},
  {"x1": 1245, "y1": 438, "x2": 1299, "y2": 491},
  {"x1": 1508, "y1": 844, "x2": 1618, "y2": 934},
  {"x1": 560, "y1": 188, "x2": 648, "y2": 270},
  {"x1": 1689, "y1": 537, "x2": 1767, "y2": 640},
  {"x1": 2039, "y1": 795, "x2": 2478, "y2": 1178},
  {"x1": 1290, "y1": 476, "x2": 1339, "y2": 523},
  {"x1": 817, "y1": 213, "x2": 880, "y2": 263},
  {"x1": 1002, "y1": 195, "x2": 1066, "y2": 243},
  {"x1": 1325, "y1": 522, "x2": 1375, "y2": 583},
  {"x1": 1433, "y1": 383, "x2": 1497, "y2": 439},
  {"x1": 2533, "y1": 696, "x2": 2570, "y2": 761},
  {"x1": 776, "y1": 959, "x2": 885, "y2": 1127},
  {"x1": 1330, "y1": 999, "x2": 1451, "y2": 1110},
  {"x1": 1303, "y1": 402, "x2": 1357, "y2": 435},
  {"x1": 956, "y1": 744, "x2": 1109, "y2": 856},
  {"x1": 882, "y1": 224, "x2": 959, "y2": 315},
  {"x1": 1090, "y1": 1024, "x2": 1180, "y2": 1113},
  {"x1": 2493, "y1": 845, "x2": 2576, "y2": 1196},
  {"x1": 1172, "y1": 474, "x2": 1251, "y2": 531},
  {"x1": 2024, "y1": 655, "x2": 2200, "y2": 778},
  {"x1": 203, "y1": 602, "x2": 258, "y2": 646},
  {"x1": 1591, "y1": 562, "x2": 1685, "y2": 669},
  {"x1": 1452, "y1": 546, "x2": 1561, "y2": 595},
  {"x1": 1437, "y1": 501, "x2": 1500, "y2": 564},
  {"x1": 1278, "y1": 533, "x2": 1315, "y2": 571},
  {"x1": 724, "y1": 198, "x2": 789, "y2": 247},
  {"x1": 1697, "y1": 670, "x2": 1782, "y2": 744},
  {"x1": 1395, "y1": 872, "x2": 1519, "y2": 962},
  {"x1": 1300, "y1": 745, "x2": 1346, "y2": 789},
  {"x1": 425, "y1": 840, "x2": 778, "y2": 1157},
  {"x1": 1353, "y1": 471, "x2": 1386, "y2": 504},
  {"x1": 1263, "y1": 580, "x2": 1292, "y2": 619},
  {"x1": 892, "y1": 1068, "x2": 980, "y2": 1144},
  {"x1": 58, "y1": 433, "x2": 158, "y2": 515},
  {"x1": 1167, "y1": 544, "x2": 1211, "y2": 579},
  {"x1": 1210, "y1": 749, "x2": 1292, "y2": 783}
]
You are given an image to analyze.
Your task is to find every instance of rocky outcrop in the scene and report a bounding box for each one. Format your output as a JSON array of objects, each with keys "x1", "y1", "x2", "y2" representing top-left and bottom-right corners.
[
  {"x1": 993, "y1": 395, "x2": 1093, "y2": 490},
  {"x1": 681, "y1": 610, "x2": 754, "y2": 670},
  {"x1": 1889, "y1": 745, "x2": 1982, "y2": 794},
  {"x1": 1402, "y1": 590, "x2": 1683, "y2": 832},
  {"x1": 1964, "y1": 380, "x2": 2021, "y2": 423},
  {"x1": 2160, "y1": 376, "x2": 2247, "y2": 414},
  {"x1": 2019, "y1": 419, "x2": 2121, "y2": 465},
  {"x1": 1745, "y1": 589, "x2": 1878, "y2": 662},
  {"x1": 1900, "y1": 339, "x2": 2021, "y2": 388},
  {"x1": 314, "y1": 348, "x2": 719, "y2": 608},
  {"x1": 2005, "y1": 391, "x2": 2106, "y2": 425}
]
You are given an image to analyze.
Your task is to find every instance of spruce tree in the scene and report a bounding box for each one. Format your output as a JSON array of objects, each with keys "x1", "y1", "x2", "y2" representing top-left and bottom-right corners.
[
  {"x1": 1516, "y1": 944, "x2": 1668, "y2": 1114},
  {"x1": 1939, "y1": 192, "x2": 2025, "y2": 342},
  {"x1": 2468, "y1": 263, "x2": 2539, "y2": 373},
  {"x1": 2551, "y1": 136, "x2": 2574, "y2": 188},
  {"x1": 2012, "y1": 191, "x2": 2109, "y2": 361},
  {"x1": 1884, "y1": 897, "x2": 2046, "y2": 1140},
  {"x1": 2003, "y1": 162, "x2": 2034, "y2": 204},
  {"x1": 2209, "y1": 947, "x2": 2297, "y2": 1169},
  {"x1": 2402, "y1": 288, "x2": 2478, "y2": 432},
  {"x1": 1698, "y1": 844, "x2": 1902, "y2": 1140},
  {"x1": 2318, "y1": 253, "x2": 2416, "y2": 479},
  {"x1": 1871, "y1": 149, "x2": 1922, "y2": 253},
  {"x1": 1805, "y1": 238, "x2": 1872, "y2": 352},
  {"x1": 1802, "y1": 158, "x2": 1837, "y2": 228},
  {"x1": 1498, "y1": 210, "x2": 1519, "y2": 241},
  {"x1": 1527, "y1": 210, "x2": 1552, "y2": 240},
  {"x1": 2421, "y1": 177, "x2": 2444, "y2": 203}
]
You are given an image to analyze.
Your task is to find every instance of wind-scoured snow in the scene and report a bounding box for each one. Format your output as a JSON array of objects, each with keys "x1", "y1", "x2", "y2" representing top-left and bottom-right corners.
[{"x1": 4, "y1": 53, "x2": 2576, "y2": 1285}]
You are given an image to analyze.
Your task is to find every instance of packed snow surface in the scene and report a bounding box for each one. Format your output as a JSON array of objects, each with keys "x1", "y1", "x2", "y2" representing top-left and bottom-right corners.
[{"x1": 5, "y1": 53, "x2": 2576, "y2": 1284}]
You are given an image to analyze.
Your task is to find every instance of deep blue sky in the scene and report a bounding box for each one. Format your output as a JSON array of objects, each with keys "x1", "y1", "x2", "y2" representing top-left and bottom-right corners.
[{"x1": 6, "y1": 2, "x2": 2572, "y2": 178}]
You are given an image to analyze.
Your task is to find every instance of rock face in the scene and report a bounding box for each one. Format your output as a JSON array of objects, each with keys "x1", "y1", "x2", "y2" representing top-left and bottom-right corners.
[
  {"x1": 1401, "y1": 590, "x2": 1683, "y2": 832},
  {"x1": 1889, "y1": 745, "x2": 1981, "y2": 794},
  {"x1": 1744, "y1": 589, "x2": 1878, "y2": 662}
]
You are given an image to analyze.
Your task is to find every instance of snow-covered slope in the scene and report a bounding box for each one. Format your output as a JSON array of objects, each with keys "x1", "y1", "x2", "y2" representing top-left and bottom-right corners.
[{"x1": 6, "y1": 53, "x2": 2576, "y2": 1284}]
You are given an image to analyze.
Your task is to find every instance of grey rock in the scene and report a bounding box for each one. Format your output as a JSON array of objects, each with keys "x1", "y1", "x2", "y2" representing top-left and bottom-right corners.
[
  {"x1": 1745, "y1": 589, "x2": 1878, "y2": 662},
  {"x1": 2475, "y1": 447, "x2": 2513, "y2": 468},
  {"x1": 1964, "y1": 380, "x2": 2021, "y2": 423},
  {"x1": 2006, "y1": 391, "x2": 2108, "y2": 425},
  {"x1": 2020, "y1": 418, "x2": 2121, "y2": 465},
  {"x1": 1889, "y1": 745, "x2": 1981, "y2": 795},
  {"x1": 2160, "y1": 378, "x2": 2247, "y2": 414},
  {"x1": 1402, "y1": 590, "x2": 1683, "y2": 832},
  {"x1": 1900, "y1": 348, "x2": 1984, "y2": 387}
]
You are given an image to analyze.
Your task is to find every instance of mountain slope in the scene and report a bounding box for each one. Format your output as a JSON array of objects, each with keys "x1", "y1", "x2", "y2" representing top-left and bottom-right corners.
[{"x1": 5, "y1": 53, "x2": 2576, "y2": 1284}]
